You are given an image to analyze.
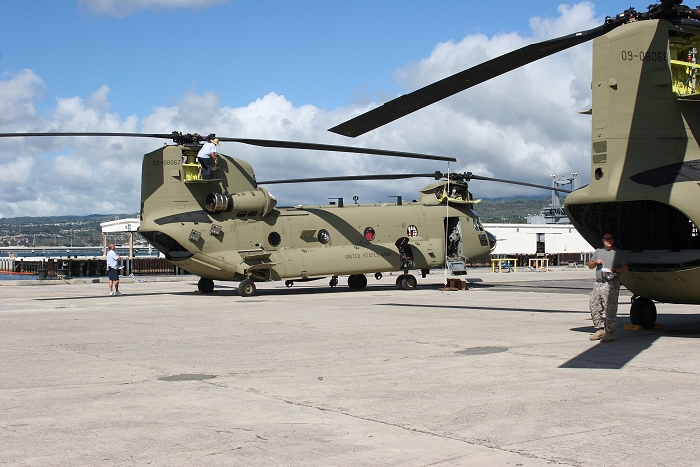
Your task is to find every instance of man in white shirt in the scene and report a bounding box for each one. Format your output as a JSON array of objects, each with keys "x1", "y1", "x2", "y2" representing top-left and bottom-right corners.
[
  {"x1": 197, "y1": 137, "x2": 219, "y2": 180},
  {"x1": 106, "y1": 243, "x2": 122, "y2": 296}
]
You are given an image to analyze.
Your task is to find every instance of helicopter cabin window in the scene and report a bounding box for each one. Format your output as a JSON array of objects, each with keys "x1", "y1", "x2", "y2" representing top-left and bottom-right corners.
[
  {"x1": 669, "y1": 30, "x2": 700, "y2": 97},
  {"x1": 237, "y1": 211, "x2": 248, "y2": 218},
  {"x1": 317, "y1": 229, "x2": 331, "y2": 244},
  {"x1": 268, "y1": 232, "x2": 281, "y2": 247},
  {"x1": 364, "y1": 227, "x2": 375, "y2": 241}
]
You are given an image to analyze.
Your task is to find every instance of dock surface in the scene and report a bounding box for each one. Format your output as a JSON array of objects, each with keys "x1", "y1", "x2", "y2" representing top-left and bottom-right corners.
[{"x1": 2, "y1": 269, "x2": 699, "y2": 466}]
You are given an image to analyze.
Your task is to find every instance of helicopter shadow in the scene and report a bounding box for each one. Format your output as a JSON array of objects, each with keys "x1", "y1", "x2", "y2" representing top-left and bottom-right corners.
[
  {"x1": 31, "y1": 282, "x2": 409, "y2": 301},
  {"x1": 561, "y1": 314, "x2": 700, "y2": 369},
  {"x1": 378, "y1": 302, "x2": 588, "y2": 315}
]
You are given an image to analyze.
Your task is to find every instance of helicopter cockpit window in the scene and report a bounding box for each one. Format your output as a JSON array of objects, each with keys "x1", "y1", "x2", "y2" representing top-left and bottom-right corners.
[
  {"x1": 268, "y1": 232, "x2": 281, "y2": 247},
  {"x1": 470, "y1": 210, "x2": 484, "y2": 231},
  {"x1": 364, "y1": 227, "x2": 375, "y2": 241}
]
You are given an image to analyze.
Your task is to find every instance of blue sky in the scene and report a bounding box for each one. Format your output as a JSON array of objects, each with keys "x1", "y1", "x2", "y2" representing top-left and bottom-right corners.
[{"x1": 0, "y1": 0, "x2": 639, "y2": 217}]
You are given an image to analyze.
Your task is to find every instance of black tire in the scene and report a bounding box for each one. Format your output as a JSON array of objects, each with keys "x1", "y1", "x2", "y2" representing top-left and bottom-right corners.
[
  {"x1": 355, "y1": 274, "x2": 367, "y2": 289},
  {"x1": 401, "y1": 274, "x2": 417, "y2": 290},
  {"x1": 329, "y1": 276, "x2": 338, "y2": 287},
  {"x1": 630, "y1": 297, "x2": 657, "y2": 329},
  {"x1": 285, "y1": 280, "x2": 294, "y2": 288},
  {"x1": 198, "y1": 277, "x2": 215, "y2": 294},
  {"x1": 238, "y1": 279, "x2": 256, "y2": 297},
  {"x1": 396, "y1": 275, "x2": 405, "y2": 289},
  {"x1": 375, "y1": 272, "x2": 382, "y2": 280},
  {"x1": 348, "y1": 275, "x2": 357, "y2": 288}
]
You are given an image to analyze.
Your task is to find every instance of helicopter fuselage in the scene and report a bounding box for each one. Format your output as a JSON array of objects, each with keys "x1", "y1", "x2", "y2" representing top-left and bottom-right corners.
[
  {"x1": 566, "y1": 19, "x2": 700, "y2": 304},
  {"x1": 138, "y1": 145, "x2": 492, "y2": 286}
]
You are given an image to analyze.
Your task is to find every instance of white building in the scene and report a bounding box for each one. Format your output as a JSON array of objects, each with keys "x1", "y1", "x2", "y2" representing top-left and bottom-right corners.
[{"x1": 483, "y1": 223, "x2": 592, "y2": 256}]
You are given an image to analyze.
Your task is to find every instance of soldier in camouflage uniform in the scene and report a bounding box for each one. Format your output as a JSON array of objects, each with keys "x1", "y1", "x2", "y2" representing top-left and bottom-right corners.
[{"x1": 587, "y1": 233, "x2": 629, "y2": 342}]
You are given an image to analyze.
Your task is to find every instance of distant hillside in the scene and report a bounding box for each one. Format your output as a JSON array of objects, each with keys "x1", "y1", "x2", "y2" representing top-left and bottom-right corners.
[
  {"x1": 0, "y1": 214, "x2": 136, "y2": 247},
  {"x1": 474, "y1": 197, "x2": 551, "y2": 223},
  {"x1": 0, "y1": 214, "x2": 126, "y2": 225}
]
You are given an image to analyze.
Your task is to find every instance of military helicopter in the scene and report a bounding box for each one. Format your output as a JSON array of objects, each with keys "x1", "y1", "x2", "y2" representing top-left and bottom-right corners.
[
  {"x1": 329, "y1": 0, "x2": 700, "y2": 327},
  {"x1": 3, "y1": 130, "x2": 571, "y2": 296}
]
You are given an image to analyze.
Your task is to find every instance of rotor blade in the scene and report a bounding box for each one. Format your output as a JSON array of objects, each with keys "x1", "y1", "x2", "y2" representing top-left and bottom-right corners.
[
  {"x1": 258, "y1": 173, "x2": 438, "y2": 185},
  {"x1": 219, "y1": 137, "x2": 456, "y2": 162},
  {"x1": 329, "y1": 21, "x2": 621, "y2": 137},
  {"x1": 0, "y1": 132, "x2": 457, "y2": 163},
  {"x1": 466, "y1": 174, "x2": 571, "y2": 193},
  {"x1": 0, "y1": 132, "x2": 174, "y2": 139}
]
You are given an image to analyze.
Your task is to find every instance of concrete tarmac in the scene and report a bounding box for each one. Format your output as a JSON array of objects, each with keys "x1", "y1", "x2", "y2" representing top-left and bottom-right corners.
[{"x1": 2, "y1": 269, "x2": 700, "y2": 466}]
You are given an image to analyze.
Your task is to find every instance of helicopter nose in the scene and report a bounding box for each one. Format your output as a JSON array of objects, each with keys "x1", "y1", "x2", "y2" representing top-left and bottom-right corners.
[{"x1": 485, "y1": 231, "x2": 497, "y2": 252}]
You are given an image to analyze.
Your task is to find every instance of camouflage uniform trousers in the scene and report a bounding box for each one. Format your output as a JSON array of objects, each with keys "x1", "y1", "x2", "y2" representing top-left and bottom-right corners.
[{"x1": 589, "y1": 279, "x2": 621, "y2": 333}]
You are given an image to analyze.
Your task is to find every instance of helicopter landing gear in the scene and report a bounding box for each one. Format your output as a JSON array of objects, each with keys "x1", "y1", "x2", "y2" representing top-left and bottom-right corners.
[
  {"x1": 630, "y1": 296, "x2": 657, "y2": 329},
  {"x1": 375, "y1": 272, "x2": 382, "y2": 280},
  {"x1": 238, "y1": 279, "x2": 257, "y2": 297},
  {"x1": 396, "y1": 274, "x2": 417, "y2": 290},
  {"x1": 285, "y1": 280, "x2": 294, "y2": 288},
  {"x1": 348, "y1": 274, "x2": 367, "y2": 289},
  {"x1": 329, "y1": 276, "x2": 339, "y2": 287},
  {"x1": 198, "y1": 277, "x2": 215, "y2": 294}
]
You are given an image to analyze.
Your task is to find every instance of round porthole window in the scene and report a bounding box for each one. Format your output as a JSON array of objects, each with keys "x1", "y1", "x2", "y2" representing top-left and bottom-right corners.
[
  {"x1": 268, "y1": 231, "x2": 281, "y2": 247},
  {"x1": 364, "y1": 227, "x2": 375, "y2": 241},
  {"x1": 318, "y1": 229, "x2": 330, "y2": 244}
]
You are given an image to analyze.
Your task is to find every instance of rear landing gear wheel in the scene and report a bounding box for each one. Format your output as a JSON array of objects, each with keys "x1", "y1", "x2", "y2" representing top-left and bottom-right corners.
[
  {"x1": 375, "y1": 272, "x2": 382, "y2": 280},
  {"x1": 348, "y1": 274, "x2": 367, "y2": 289},
  {"x1": 285, "y1": 280, "x2": 294, "y2": 288},
  {"x1": 198, "y1": 278, "x2": 215, "y2": 294},
  {"x1": 330, "y1": 276, "x2": 338, "y2": 287},
  {"x1": 238, "y1": 279, "x2": 256, "y2": 297},
  {"x1": 630, "y1": 296, "x2": 657, "y2": 329}
]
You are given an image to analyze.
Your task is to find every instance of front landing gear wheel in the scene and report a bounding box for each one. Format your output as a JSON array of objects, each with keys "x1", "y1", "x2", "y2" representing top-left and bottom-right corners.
[
  {"x1": 238, "y1": 279, "x2": 257, "y2": 297},
  {"x1": 198, "y1": 277, "x2": 214, "y2": 293},
  {"x1": 330, "y1": 276, "x2": 338, "y2": 287},
  {"x1": 630, "y1": 296, "x2": 657, "y2": 329},
  {"x1": 400, "y1": 274, "x2": 417, "y2": 290},
  {"x1": 285, "y1": 280, "x2": 294, "y2": 288}
]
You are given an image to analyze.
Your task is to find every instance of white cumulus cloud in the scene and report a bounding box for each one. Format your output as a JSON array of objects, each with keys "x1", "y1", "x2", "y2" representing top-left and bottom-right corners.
[{"x1": 1, "y1": 2, "x2": 602, "y2": 217}]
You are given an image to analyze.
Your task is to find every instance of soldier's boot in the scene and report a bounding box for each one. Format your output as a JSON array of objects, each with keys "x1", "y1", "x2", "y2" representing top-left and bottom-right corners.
[
  {"x1": 600, "y1": 332, "x2": 615, "y2": 343},
  {"x1": 589, "y1": 328, "x2": 606, "y2": 341}
]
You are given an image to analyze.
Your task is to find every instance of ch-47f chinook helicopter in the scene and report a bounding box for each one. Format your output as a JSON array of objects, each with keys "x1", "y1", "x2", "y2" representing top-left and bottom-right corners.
[
  {"x1": 2, "y1": 130, "x2": 566, "y2": 296},
  {"x1": 329, "y1": 0, "x2": 700, "y2": 328}
]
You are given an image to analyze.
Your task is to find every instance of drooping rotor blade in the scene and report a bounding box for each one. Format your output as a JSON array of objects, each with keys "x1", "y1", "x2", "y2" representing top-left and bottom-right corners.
[
  {"x1": 260, "y1": 170, "x2": 573, "y2": 193},
  {"x1": 456, "y1": 173, "x2": 572, "y2": 193},
  {"x1": 219, "y1": 137, "x2": 456, "y2": 162},
  {"x1": 329, "y1": 22, "x2": 622, "y2": 137},
  {"x1": 258, "y1": 173, "x2": 438, "y2": 185},
  {"x1": 0, "y1": 131, "x2": 457, "y2": 163}
]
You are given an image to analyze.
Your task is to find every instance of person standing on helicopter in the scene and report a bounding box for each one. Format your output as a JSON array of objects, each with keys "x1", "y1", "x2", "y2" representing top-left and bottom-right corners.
[{"x1": 197, "y1": 136, "x2": 219, "y2": 180}]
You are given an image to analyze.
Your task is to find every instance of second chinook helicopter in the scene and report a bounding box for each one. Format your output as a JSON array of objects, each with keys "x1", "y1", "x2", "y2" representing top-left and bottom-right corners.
[{"x1": 330, "y1": 0, "x2": 700, "y2": 327}]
